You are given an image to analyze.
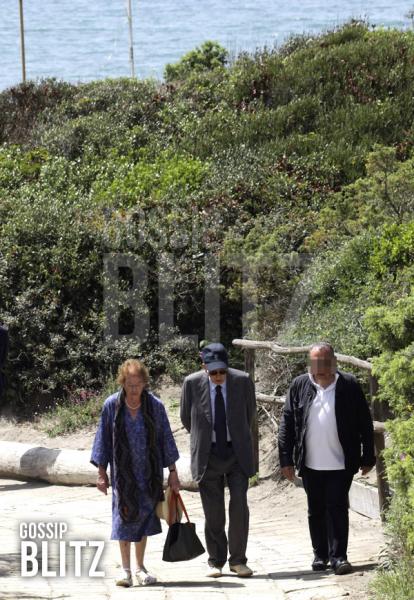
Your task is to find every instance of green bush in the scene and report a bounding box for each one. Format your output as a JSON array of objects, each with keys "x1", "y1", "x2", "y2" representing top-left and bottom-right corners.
[
  {"x1": 2, "y1": 22, "x2": 414, "y2": 432},
  {"x1": 371, "y1": 559, "x2": 414, "y2": 600},
  {"x1": 371, "y1": 490, "x2": 414, "y2": 600},
  {"x1": 366, "y1": 297, "x2": 414, "y2": 354},
  {"x1": 0, "y1": 79, "x2": 74, "y2": 145},
  {"x1": 165, "y1": 41, "x2": 228, "y2": 82},
  {"x1": 92, "y1": 149, "x2": 209, "y2": 208},
  {"x1": 41, "y1": 381, "x2": 115, "y2": 437},
  {"x1": 277, "y1": 231, "x2": 379, "y2": 357},
  {"x1": 364, "y1": 237, "x2": 414, "y2": 595}
]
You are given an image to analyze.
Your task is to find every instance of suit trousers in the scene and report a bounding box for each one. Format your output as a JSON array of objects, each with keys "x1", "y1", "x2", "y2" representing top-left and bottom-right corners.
[
  {"x1": 301, "y1": 467, "x2": 354, "y2": 564},
  {"x1": 198, "y1": 445, "x2": 249, "y2": 568}
]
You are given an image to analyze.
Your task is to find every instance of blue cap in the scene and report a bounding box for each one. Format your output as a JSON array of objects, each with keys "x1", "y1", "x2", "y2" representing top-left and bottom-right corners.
[{"x1": 201, "y1": 343, "x2": 228, "y2": 371}]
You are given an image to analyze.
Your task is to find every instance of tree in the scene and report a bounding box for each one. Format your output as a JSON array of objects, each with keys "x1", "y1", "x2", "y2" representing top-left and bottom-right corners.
[{"x1": 164, "y1": 41, "x2": 228, "y2": 82}]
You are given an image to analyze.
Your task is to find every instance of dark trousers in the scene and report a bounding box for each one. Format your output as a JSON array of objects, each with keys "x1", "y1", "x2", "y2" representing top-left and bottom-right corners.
[
  {"x1": 198, "y1": 445, "x2": 249, "y2": 568},
  {"x1": 301, "y1": 467, "x2": 354, "y2": 565}
]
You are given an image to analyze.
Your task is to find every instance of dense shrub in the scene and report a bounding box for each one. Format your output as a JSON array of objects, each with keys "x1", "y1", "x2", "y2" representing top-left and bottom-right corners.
[
  {"x1": 0, "y1": 79, "x2": 74, "y2": 145},
  {"x1": 164, "y1": 41, "x2": 228, "y2": 82},
  {"x1": 1, "y1": 23, "x2": 414, "y2": 429},
  {"x1": 363, "y1": 229, "x2": 414, "y2": 595}
]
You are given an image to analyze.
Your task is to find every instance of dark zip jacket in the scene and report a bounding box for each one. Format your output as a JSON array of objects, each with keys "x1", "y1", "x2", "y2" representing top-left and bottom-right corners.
[{"x1": 278, "y1": 370, "x2": 376, "y2": 476}]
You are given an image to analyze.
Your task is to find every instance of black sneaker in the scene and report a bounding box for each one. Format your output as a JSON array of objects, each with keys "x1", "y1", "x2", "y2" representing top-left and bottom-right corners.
[
  {"x1": 333, "y1": 559, "x2": 353, "y2": 575},
  {"x1": 312, "y1": 557, "x2": 329, "y2": 571}
]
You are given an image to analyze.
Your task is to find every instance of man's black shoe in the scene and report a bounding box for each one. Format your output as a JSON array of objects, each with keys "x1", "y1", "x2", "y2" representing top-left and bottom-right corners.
[
  {"x1": 332, "y1": 559, "x2": 353, "y2": 575},
  {"x1": 311, "y1": 557, "x2": 329, "y2": 571}
]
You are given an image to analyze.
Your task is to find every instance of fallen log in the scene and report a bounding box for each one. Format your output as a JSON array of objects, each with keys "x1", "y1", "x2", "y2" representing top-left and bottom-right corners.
[{"x1": 0, "y1": 441, "x2": 197, "y2": 490}]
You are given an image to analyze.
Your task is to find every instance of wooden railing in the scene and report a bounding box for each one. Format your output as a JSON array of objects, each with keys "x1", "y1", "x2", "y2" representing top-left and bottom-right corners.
[{"x1": 232, "y1": 338, "x2": 390, "y2": 517}]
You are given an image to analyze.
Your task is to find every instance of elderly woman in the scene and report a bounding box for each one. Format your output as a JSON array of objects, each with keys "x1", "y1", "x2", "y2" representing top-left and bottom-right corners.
[{"x1": 91, "y1": 358, "x2": 180, "y2": 587}]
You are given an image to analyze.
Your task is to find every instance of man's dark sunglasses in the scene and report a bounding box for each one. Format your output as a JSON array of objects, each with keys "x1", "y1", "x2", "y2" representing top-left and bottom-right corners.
[{"x1": 209, "y1": 369, "x2": 228, "y2": 376}]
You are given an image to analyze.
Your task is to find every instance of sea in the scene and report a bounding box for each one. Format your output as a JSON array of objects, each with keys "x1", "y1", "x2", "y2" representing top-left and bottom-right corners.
[{"x1": 0, "y1": 1, "x2": 413, "y2": 91}]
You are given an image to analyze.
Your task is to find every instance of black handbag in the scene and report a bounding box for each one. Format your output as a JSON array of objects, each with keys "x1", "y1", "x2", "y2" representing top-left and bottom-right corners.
[{"x1": 162, "y1": 491, "x2": 205, "y2": 562}]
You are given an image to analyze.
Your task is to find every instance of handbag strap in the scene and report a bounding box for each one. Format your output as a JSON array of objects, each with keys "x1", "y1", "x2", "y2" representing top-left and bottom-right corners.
[
  {"x1": 167, "y1": 487, "x2": 179, "y2": 523},
  {"x1": 175, "y1": 491, "x2": 190, "y2": 523},
  {"x1": 168, "y1": 489, "x2": 191, "y2": 523}
]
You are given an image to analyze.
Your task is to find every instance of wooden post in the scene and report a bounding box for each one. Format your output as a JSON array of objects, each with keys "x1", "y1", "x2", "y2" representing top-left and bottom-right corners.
[
  {"x1": 245, "y1": 348, "x2": 259, "y2": 474},
  {"x1": 370, "y1": 374, "x2": 390, "y2": 519},
  {"x1": 19, "y1": 0, "x2": 26, "y2": 83},
  {"x1": 126, "y1": 0, "x2": 135, "y2": 78}
]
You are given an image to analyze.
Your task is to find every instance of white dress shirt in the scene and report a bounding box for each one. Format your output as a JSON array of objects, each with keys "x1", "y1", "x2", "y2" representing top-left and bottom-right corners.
[
  {"x1": 209, "y1": 378, "x2": 231, "y2": 442},
  {"x1": 304, "y1": 372, "x2": 345, "y2": 470}
]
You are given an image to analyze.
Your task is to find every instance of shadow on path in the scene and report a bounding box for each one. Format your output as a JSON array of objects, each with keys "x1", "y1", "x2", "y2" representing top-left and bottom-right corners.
[
  {"x1": 0, "y1": 594, "x2": 62, "y2": 600},
  {"x1": 0, "y1": 481, "x2": 51, "y2": 492},
  {"x1": 266, "y1": 562, "x2": 377, "y2": 580},
  {"x1": 161, "y1": 580, "x2": 245, "y2": 588}
]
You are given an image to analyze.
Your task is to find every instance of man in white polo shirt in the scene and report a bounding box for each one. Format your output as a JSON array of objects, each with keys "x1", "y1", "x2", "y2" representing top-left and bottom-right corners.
[{"x1": 278, "y1": 342, "x2": 376, "y2": 575}]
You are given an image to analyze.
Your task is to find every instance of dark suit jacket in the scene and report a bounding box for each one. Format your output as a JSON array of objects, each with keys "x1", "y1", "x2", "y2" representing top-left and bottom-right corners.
[
  {"x1": 180, "y1": 367, "x2": 257, "y2": 482},
  {"x1": 278, "y1": 370, "x2": 376, "y2": 476}
]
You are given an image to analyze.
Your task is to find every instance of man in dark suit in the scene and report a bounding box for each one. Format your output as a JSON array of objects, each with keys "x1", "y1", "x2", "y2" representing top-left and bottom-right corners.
[
  {"x1": 0, "y1": 324, "x2": 8, "y2": 402},
  {"x1": 180, "y1": 342, "x2": 256, "y2": 578},
  {"x1": 278, "y1": 342, "x2": 376, "y2": 575}
]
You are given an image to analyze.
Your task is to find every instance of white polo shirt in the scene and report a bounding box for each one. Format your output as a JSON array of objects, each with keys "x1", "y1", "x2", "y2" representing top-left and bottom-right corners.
[{"x1": 304, "y1": 372, "x2": 345, "y2": 470}]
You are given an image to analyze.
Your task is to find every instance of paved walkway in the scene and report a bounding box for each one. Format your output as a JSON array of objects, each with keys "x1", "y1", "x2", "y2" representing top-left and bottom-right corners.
[{"x1": 0, "y1": 477, "x2": 383, "y2": 600}]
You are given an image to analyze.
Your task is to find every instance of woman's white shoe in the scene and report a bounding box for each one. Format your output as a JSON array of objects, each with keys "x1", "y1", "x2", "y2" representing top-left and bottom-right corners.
[
  {"x1": 115, "y1": 568, "x2": 133, "y2": 587},
  {"x1": 135, "y1": 568, "x2": 157, "y2": 585}
]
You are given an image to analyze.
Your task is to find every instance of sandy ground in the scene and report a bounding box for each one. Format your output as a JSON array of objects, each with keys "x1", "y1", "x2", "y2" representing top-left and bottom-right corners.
[{"x1": 0, "y1": 379, "x2": 381, "y2": 599}]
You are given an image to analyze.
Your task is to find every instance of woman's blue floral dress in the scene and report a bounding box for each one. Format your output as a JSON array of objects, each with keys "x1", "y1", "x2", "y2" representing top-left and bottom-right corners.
[{"x1": 91, "y1": 391, "x2": 179, "y2": 541}]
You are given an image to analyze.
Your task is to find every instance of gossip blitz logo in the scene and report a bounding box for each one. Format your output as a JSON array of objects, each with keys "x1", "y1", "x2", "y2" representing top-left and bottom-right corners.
[{"x1": 19, "y1": 522, "x2": 105, "y2": 577}]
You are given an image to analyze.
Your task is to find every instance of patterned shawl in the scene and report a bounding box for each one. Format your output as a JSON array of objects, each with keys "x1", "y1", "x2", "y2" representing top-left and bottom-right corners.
[{"x1": 113, "y1": 388, "x2": 164, "y2": 523}]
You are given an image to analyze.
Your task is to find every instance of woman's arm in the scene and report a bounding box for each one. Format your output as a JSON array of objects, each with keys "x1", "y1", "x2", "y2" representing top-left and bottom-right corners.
[
  {"x1": 167, "y1": 462, "x2": 180, "y2": 493},
  {"x1": 97, "y1": 465, "x2": 109, "y2": 495}
]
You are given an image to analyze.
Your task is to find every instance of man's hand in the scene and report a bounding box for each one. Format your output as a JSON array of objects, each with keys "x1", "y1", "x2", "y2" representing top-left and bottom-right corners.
[
  {"x1": 168, "y1": 470, "x2": 181, "y2": 494},
  {"x1": 281, "y1": 466, "x2": 295, "y2": 482},
  {"x1": 360, "y1": 465, "x2": 374, "y2": 476},
  {"x1": 97, "y1": 468, "x2": 109, "y2": 495}
]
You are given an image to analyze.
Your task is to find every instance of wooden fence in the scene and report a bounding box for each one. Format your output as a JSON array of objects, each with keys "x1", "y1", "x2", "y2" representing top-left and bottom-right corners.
[{"x1": 232, "y1": 338, "x2": 390, "y2": 517}]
